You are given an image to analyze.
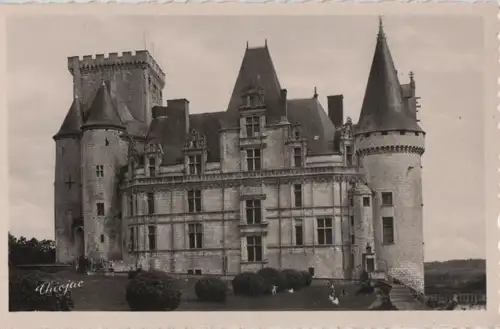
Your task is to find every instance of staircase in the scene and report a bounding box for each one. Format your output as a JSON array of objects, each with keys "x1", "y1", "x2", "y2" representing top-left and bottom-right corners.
[{"x1": 389, "y1": 283, "x2": 429, "y2": 310}]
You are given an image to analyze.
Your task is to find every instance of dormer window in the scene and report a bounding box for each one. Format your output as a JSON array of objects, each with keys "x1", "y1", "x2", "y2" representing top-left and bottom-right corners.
[
  {"x1": 294, "y1": 130, "x2": 300, "y2": 140},
  {"x1": 188, "y1": 155, "x2": 202, "y2": 175},
  {"x1": 345, "y1": 146, "x2": 353, "y2": 166},
  {"x1": 245, "y1": 116, "x2": 261, "y2": 137},
  {"x1": 149, "y1": 157, "x2": 156, "y2": 177},
  {"x1": 293, "y1": 147, "x2": 302, "y2": 167}
]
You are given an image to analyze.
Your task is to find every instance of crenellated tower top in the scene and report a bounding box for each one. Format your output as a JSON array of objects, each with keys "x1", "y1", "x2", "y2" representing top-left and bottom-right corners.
[{"x1": 67, "y1": 50, "x2": 166, "y2": 88}]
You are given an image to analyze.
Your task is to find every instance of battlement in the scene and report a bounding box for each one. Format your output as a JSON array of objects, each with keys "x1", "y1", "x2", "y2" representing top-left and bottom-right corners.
[{"x1": 67, "y1": 50, "x2": 165, "y2": 85}]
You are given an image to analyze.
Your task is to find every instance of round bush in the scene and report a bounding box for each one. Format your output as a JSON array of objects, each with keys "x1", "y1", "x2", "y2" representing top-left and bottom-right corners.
[
  {"x1": 195, "y1": 277, "x2": 227, "y2": 302},
  {"x1": 9, "y1": 269, "x2": 74, "y2": 311},
  {"x1": 128, "y1": 267, "x2": 142, "y2": 279},
  {"x1": 300, "y1": 270, "x2": 312, "y2": 287},
  {"x1": 282, "y1": 269, "x2": 306, "y2": 291},
  {"x1": 257, "y1": 267, "x2": 287, "y2": 293},
  {"x1": 231, "y1": 272, "x2": 267, "y2": 296},
  {"x1": 126, "y1": 270, "x2": 182, "y2": 311}
]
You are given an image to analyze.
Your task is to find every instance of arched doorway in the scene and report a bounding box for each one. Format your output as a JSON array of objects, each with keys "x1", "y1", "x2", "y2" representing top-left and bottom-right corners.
[{"x1": 74, "y1": 227, "x2": 84, "y2": 258}]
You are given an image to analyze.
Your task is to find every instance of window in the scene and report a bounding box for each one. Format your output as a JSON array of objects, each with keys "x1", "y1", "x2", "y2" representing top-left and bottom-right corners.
[
  {"x1": 188, "y1": 155, "x2": 202, "y2": 175},
  {"x1": 188, "y1": 223, "x2": 203, "y2": 249},
  {"x1": 382, "y1": 217, "x2": 395, "y2": 244},
  {"x1": 346, "y1": 146, "x2": 353, "y2": 166},
  {"x1": 382, "y1": 131, "x2": 388, "y2": 136},
  {"x1": 147, "y1": 193, "x2": 155, "y2": 215},
  {"x1": 96, "y1": 203, "x2": 105, "y2": 216},
  {"x1": 188, "y1": 189, "x2": 202, "y2": 213},
  {"x1": 245, "y1": 199, "x2": 262, "y2": 224},
  {"x1": 293, "y1": 129, "x2": 300, "y2": 140},
  {"x1": 381, "y1": 192, "x2": 393, "y2": 206},
  {"x1": 350, "y1": 198, "x2": 354, "y2": 207},
  {"x1": 246, "y1": 149, "x2": 261, "y2": 171},
  {"x1": 317, "y1": 217, "x2": 333, "y2": 245},
  {"x1": 96, "y1": 165, "x2": 104, "y2": 178},
  {"x1": 194, "y1": 269, "x2": 202, "y2": 275},
  {"x1": 100, "y1": 234, "x2": 105, "y2": 243},
  {"x1": 128, "y1": 194, "x2": 134, "y2": 216},
  {"x1": 129, "y1": 227, "x2": 136, "y2": 252},
  {"x1": 350, "y1": 215, "x2": 354, "y2": 227},
  {"x1": 294, "y1": 184, "x2": 302, "y2": 207},
  {"x1": 295, "y1": 218, "x2": 303, "y2": 246},
  {"x1": 245, "y1": 116, "x2": 260, "y2": 137},
  {"x1": 187, "y1": 269, "x2": 194, "y2": 275},
  {"x1": 246, "y1": 236, "x2": 263, "y2": 262},
  {"x1": 148, "y1": 225, "x2": 156, "y2": 251},
  {"x1": 293, "y1": 147, "x2": 302, "y2": 167},
  {"x1": 351, "y1": 234, "x2": 355, "y2": 244},
  {"x1": 363, "y1": 197, "x2": 370, "y2": 207},
  {"x1": 149, "y1": 158, "x2": 156, "y2": 177}
]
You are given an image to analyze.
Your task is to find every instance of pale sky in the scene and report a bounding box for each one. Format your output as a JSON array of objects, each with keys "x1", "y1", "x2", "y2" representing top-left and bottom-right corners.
[{"x1": 7, "y1": 15, "x2": 485, "y2": 262}]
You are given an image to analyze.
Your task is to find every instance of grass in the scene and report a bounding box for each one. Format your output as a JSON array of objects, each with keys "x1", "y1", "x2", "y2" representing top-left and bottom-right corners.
[{"x1": 49, "y1": 271, "x2": 376, "y2": 311}]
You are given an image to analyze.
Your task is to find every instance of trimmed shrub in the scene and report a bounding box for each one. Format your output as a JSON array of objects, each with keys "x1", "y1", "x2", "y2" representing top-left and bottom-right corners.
[
  {"x1": 9, "y1": 269, "x2": 74, "y2": 311},
  {"x1": 257, "y1": 267, "x2": 287, "y2": 293},
  {"x1": 300, "y1": 270, "x2": 313, "y2": 287},
  {"x1": 195, "y1": 277, "x2": 227, "y2": 302},
  {"x1": 231, "y1": 272, "x2": 267, "y2": 296},
  {"x1": 282, "y1": 269, "x2": 306, "y2": 291},
  {"x1": 126, "y1": 270, "x2": 182, "y2": 311},
  {"x1": 128, "y1": 267, "x2": 142, "y2": 279}
]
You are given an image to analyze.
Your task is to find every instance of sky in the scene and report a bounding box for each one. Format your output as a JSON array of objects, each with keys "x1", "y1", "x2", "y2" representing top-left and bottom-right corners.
[{"x1": 7, "y1": 15, "x2": 485, "y2": 262}]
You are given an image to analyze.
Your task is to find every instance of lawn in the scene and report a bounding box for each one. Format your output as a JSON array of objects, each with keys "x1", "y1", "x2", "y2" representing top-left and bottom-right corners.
[{"x1": 50, "y1": 270, "x2": 376, "y2": 311}]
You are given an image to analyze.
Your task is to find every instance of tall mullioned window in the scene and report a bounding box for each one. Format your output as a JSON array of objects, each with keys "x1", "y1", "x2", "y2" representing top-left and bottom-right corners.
[
  {"x1": 246, "y1": 149, "x2": 261, "y2": 171},
  {"x1": 382, "y1": 217, "x2": 395, "y2": 244},
  {"x1": 345, "y1": 146, "x2": 353, "y2": 166},
  {"x1": 148, "y1": 225, "x2": 156, "y2": 251},
  {"x1": 363, "y1": 197, "x2": 370, "y2": 207},
  {"x1": 96, "y1": 165, "x2": 104, "y2": 178},
  {"x1": 293, "y1": 147, "x2": 302, "y2": 167},
  {"x1": 147, "y1": 193, "x2": 155, "y2": 215},
  {"x1": 188, "y1": 190, "x2": 202, "y2": 213},
  {"x1": 295, "y1": 218, "x2": 304, "y2": 246},
  {"x1": 129, "y1": 227, "x2": 136, "y2": 252},
  {"x1": 128, "y1": 194, "x2": 134, "y2": 216},
  {"x1": 96, "y1": 202, "x2": 105, "y2": 216},
  {"x1": 294, "y1": 184, "x2": 302, "y2": 207},
  {"x1": 246, "y1": 236, "x2": 263, "y2": 262},
  {"x1": 317, "y1": 217, "x2": 333, "y2": 245},
  {"x1": 245, "y1": 116, "x2": 260, "y2": 137},
  {"x1": 188, "y1": 223, "x2": 203, "y2": 249},
  {"x1": 245, "y1": 199, "x2": 262, "y2": 224},
  {"x1": 188, "y1": 155, "x2": 202, "y2": 175}
]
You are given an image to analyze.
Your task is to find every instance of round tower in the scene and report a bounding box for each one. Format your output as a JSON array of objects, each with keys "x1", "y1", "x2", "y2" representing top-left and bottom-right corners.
[
  {"x1": 80, "y1": 82, "x2": 129, "y2": 263},
  {"x1": 354, "y1": 19, "x2": 425, "y2": 292},
  {"x1": 53, "y1": 97, "x2": 83, "y2": 264}
]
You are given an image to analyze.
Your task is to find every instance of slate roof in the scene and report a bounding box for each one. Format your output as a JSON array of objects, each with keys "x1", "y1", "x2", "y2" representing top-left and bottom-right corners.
[
  {"x1": 287, "y1": 97, "x2": 336, "y2": 155},
  {"x1": 81, "y1": 82, "x2": 125, "y2": 131},
  {"x1": 356, "y1": 21, "x2": 423, "y2": 135},
  {"x1": 53, "y1": 97, "x2": 83, "y2": 139},
  {"x1": 223, "y1": 45, "x2": 286, "y2": 128}
]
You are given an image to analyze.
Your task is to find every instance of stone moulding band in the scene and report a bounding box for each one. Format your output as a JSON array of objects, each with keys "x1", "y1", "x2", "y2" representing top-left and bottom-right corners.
[
  {"x1": 356, "y1": 145, "x2": 425, "y2": 157},
  {"x1": 121, "y1": 167, "x2": 364, "y2": 190}
]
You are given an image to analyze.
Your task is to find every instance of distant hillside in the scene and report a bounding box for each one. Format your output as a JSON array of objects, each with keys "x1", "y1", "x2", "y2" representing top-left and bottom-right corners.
[
  {"x1": 424, "y1": 259, "x2": 486, "y2": 294},
  {"x1": 425, "y1": 259, "x2": 485, "y2": 272}
]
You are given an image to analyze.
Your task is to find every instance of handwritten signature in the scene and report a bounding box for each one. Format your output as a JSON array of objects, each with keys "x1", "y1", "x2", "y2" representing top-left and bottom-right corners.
[{"x1": 35, "y1": 280, "x2": 84, "y2": 295}]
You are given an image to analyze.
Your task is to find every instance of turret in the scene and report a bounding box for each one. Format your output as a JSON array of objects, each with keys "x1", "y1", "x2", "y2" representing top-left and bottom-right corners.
[
  {"x1": 53, "y1": 96, "x2": 83, "y2": 263},
  {"x1": 354, "y1": 18, "x2": 425, "y2": 292},
  {"x1": 80, "y1": 82, "x2": 129, "y2": 262}
]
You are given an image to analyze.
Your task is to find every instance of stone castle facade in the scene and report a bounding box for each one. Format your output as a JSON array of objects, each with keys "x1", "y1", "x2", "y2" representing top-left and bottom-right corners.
[{"x1": 53, "y1": 21, "x2": 426, "y2": 292}]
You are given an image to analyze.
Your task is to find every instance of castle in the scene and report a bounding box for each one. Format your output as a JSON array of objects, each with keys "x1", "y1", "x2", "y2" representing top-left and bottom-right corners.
[{"x1": 53, "y1": 21, "x2": 425, "y2": 292}]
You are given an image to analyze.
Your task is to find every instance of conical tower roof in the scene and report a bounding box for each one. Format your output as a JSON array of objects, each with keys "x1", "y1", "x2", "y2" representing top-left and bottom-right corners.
[
  {"x1": 356, "y1": 19, "x2": 423, "y2": 135},
  {"x1": 53, "y1": 97, "x2": 83, "y2": 140},
  {"x1": 81, "y1": 82, "x2": 125, "y2": 131}
]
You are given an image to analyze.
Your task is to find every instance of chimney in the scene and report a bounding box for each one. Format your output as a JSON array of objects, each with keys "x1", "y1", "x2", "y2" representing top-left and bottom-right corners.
[
  {"x1": 327, "y1": 95, "x2": 344, "y2": 127},
  {"x1": 281, "y1": 89, "x2": 288, "y2": 117},
  {"x1": 166, "y1": 98, "x2": 190, "y2": 135},
  {"x1": 152, "y1": 106, "x2": 168, "y2": 119}
]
